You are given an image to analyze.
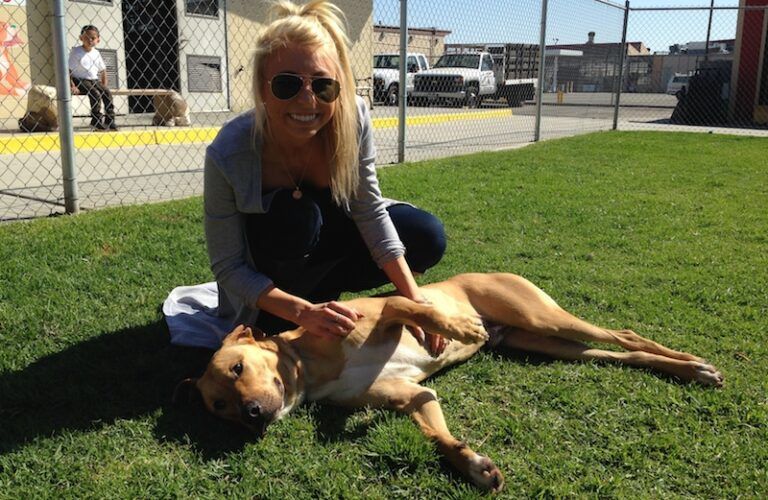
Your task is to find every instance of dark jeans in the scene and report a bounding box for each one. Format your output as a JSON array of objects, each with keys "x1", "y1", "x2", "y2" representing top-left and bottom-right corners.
[
  {"x1": 245, "y1": 187, "x2": 446, "y2": 334},
  {"x1": 73, "y1": 78, "x2": 115, "y2": 126}
]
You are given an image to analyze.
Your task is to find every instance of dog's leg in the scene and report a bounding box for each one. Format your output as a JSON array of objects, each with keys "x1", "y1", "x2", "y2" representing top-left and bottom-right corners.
[
  {"x1": 470, "y1": 273, "x2": 705, "y2": 362},
  {"x1": 500, "y1": 327, "x2": 724, "y2": 386},
  {"x1": 348, "y1": 379, "x2": 504, "y2": 492},
  {"x1": 380, "y1": 296, "x2": 488, "y2": 344}
]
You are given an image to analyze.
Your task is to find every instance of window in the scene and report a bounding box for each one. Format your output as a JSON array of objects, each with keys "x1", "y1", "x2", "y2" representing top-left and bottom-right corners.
[
  {"x1": 187, "y1": 55, "x2": 222, "y2": 92},
  {"x1": 186, "y1": 0, "x2": 219, "y2": 18},
  {"x1": 481, "y1": 55, "x2": 494, "y2": 71},
  {"x1": 100, "y1": 49, "x2": 119, "y2": 88}
]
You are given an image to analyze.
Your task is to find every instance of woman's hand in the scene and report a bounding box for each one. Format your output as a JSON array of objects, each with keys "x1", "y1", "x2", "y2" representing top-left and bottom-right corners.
[
  {"x1": 407, "y1": 296, "x2": 448, "y2": 357},
  {"x1": 297, "y1": 301, "x2": 363, "y2": 340}
]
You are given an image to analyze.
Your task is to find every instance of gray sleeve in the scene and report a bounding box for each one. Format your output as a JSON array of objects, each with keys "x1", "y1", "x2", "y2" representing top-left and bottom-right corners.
[
  {"x1": 204, "y1": 149, "x2": 273, "y2": 308},
  {"x1": 346, "y1": 98, "x2": 405, "y2": 266}
]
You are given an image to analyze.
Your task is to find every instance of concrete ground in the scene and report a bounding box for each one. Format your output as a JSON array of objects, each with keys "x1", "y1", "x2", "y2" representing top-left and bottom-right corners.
[{"x1": 2, "y1": 92, "x2": 766, "y2": 221}]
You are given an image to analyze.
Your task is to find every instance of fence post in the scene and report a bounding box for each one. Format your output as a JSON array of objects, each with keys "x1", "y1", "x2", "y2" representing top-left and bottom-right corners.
[
  {"x1": 704, "y1": 0, "x2": 714, "y2": 62},
  {"x1": 397, "y1": 0, "x2": 407, "y2": 163},
  {"x1": 612, "y1": 0, "x2": 630, "y2": 131},
  {"x1": 534, "y1": 0, "x2": 548, "y2": 142},
  {"x1": 52, "y1": 0, "x2": 79, "y2": 214}
]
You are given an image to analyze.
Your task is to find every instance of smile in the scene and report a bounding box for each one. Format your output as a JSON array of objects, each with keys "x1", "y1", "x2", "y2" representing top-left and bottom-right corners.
[{"x1": 289, "y1": 113, "x2": 320, "y2": 123}]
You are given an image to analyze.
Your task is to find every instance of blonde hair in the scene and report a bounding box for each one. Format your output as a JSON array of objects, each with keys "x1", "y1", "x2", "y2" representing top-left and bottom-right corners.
[{"x1": 252, "y1": 0, "x2": 359, "y2": 205}]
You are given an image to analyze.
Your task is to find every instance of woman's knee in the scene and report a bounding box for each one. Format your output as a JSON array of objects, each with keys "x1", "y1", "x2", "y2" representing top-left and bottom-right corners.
[{"x1": 388, "y1": 205, "x2": 446, "y2": 272}]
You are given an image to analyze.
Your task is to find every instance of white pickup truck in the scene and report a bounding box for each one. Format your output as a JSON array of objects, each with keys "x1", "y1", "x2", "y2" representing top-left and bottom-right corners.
[
  {"x1": 373, "y1": 53, "x2": 430, "y2": 106},
  {"x1": 411, "y1": 45, "x2": 539, "y2": 108}
]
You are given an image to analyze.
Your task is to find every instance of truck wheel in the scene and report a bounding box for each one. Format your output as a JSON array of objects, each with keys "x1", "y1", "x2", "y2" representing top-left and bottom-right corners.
[
  {"x1": 386, "y1": 84, "x2": 398, "y2": 106},
  {"x1": 465, "y1": 84, "x2": 480, "y2": 108}
]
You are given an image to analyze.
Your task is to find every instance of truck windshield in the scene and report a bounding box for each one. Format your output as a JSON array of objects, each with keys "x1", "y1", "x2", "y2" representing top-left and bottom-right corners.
[
  {"x1": 374, "y1": 55, "x2": 399, "y2": 69},
  {"x1": 434, "y1": 54, "x2": 480, "y2": 69}
]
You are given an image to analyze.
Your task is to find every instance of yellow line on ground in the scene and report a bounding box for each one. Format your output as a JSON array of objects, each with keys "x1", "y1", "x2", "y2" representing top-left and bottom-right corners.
[
  {"x1": 0, "y1": 109, "x2": 512, "y2": 155},
  {"x1": 371, "y1": 108, "x2": 512, "y2": 129}
]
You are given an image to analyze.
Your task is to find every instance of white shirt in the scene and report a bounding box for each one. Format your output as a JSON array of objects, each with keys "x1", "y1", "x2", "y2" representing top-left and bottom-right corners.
[{"x1": 68, "y1": 46, "x2": 106, "y2": 80}]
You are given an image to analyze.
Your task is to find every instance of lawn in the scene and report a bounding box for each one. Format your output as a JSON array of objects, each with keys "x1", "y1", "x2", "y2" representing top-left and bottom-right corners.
[{"x1": 1, "y1": 131, "x2": 766, "y2": 498}]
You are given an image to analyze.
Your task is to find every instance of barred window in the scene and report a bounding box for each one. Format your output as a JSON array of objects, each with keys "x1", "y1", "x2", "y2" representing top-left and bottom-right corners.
[
  {"x1": 100, "y1": 49, "x2": 119, "y2": 89},
  {"x1": 186, "y1": 0, "x2": 219, "y2": 18},
  {"x1": 187, "y1": 55, "x2": 222, "y2": 93}
]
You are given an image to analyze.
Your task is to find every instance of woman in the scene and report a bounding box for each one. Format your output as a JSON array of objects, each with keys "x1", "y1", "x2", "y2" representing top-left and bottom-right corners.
[{"x1": 203, "y1": 0, "x2": 447, "y2": 353}]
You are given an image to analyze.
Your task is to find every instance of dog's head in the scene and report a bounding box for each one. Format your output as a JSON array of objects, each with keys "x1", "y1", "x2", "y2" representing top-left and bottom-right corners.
[{"x1": 175, "y1": 325, "x2": 301, "y2": 437}]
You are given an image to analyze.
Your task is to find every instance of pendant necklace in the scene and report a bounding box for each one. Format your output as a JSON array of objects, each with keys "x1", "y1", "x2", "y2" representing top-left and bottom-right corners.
[{"x1": 278, "y1": 155, "x2": 310, "y2": 200}]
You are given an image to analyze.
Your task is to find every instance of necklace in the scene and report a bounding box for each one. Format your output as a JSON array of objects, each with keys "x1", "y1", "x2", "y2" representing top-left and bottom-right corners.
[{"x1": 277, "y1": 154, "x2": 310, "y2": 200}]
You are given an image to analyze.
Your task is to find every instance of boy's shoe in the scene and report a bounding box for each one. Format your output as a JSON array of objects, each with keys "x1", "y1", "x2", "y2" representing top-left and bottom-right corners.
[
  {"x1": 94, "y1": 122, "x2": 109, "y2": 131},
  {"x1": 107, "y1": 122, "x2": 119, "y2": 131}
]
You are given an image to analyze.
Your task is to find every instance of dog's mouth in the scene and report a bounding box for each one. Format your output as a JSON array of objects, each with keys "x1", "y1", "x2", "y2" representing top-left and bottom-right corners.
[
  {"x1": 244, "y1": 416, "x2": 274, "y2": 438},
  {"x1": 239, "y1": 403, "x2": 277, "y2": 438}
]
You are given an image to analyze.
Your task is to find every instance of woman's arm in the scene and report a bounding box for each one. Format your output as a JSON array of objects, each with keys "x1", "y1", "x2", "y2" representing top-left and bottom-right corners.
[{"x1": 256, "y1": 285, "x2": 362, "y2": 339}]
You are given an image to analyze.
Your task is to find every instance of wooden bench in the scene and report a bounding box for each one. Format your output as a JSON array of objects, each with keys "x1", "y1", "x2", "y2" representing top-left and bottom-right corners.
[
  {"x1": 18, "y1": 85, "x2": 190, "y2": 132},
  {"x1": 90, "y1": 88, "x2": 191, "y2": 127}
]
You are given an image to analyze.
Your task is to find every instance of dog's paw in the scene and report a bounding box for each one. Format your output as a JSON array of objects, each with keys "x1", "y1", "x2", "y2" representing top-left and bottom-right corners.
[
  {"x1": 467, "y1": 453, "x2": 504, "y2": 492},
  {"x1": 445, "y1": 313, "x2": 488, "y2": 345},
  {"x1": 691, "y1": 361, "x2": 724, "y2": 387}
]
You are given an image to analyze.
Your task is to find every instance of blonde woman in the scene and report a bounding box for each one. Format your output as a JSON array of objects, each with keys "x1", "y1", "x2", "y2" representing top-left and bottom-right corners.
[{"x1": 203, "y1": 1, "x2": 446, "y2": 353}]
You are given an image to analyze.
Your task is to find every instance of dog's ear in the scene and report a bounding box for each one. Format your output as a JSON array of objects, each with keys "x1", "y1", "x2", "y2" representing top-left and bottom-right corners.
[
  {"x1": 222, "y1": 324, "x2": 262, "y2": 346},
  {"x1": 172, "y1": 377, "x2": 201, "y2": 406}
]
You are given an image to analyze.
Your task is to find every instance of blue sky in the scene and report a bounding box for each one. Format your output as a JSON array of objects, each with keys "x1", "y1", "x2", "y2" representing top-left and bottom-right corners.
[{"x1": 373, "y1": 0, "x2": 740, "y2": 54}]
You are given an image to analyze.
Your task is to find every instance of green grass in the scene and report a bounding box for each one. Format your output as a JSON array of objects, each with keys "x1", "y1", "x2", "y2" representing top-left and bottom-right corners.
[{"x1": 1, "y1": 131, "x2": 766, "y2": 498}]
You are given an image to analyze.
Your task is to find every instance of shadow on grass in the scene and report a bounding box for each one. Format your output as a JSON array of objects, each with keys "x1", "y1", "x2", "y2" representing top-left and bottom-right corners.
[
  {"x1": 0, "y1": 320, "x2": 250, "y2": 457},
  {"x1": 0, "y1": 322, "x2": 690, "y2": 461}
]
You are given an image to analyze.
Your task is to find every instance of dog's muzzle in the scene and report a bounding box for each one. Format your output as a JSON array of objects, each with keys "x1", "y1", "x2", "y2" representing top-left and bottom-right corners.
[{"x1": 241, "y1": 400, "x2": 273, "y2": 437}]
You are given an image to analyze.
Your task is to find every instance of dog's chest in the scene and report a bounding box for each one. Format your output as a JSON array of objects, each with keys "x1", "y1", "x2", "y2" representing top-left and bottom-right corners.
[{"x1": 307, "y1": 333, "x2": 438, "y2": 403}]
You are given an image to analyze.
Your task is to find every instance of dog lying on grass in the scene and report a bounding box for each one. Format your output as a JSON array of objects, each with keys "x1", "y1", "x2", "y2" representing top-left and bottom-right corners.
[{"x1": 175, "y1": 272, "x2": 723, "y2": 492}]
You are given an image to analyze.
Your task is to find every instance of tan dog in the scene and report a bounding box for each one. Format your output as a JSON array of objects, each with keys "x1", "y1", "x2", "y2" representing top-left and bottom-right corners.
[
  {"x1": 151, "y1": 91, "x2": 190, "y2": 127},
  {"x1": 176, "y1": 273, "x2": 723, "y2": 492},
  {"x1": 18, "y1": 85, "x2": 58, "y2": 132}
]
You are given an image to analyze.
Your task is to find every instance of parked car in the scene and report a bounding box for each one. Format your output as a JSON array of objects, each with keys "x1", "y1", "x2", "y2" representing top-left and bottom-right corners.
[
  {"x1": 373, "y1": 53, "x2": 429, "y2": 105},
  {"x1": 666, "y1": 73, "x2": 691, "y2": 95}
]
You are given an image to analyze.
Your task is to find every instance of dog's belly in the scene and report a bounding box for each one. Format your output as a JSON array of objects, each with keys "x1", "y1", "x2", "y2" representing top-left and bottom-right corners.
[{"x1": 308, "y1": 328, "x2": 482, "y2": 403}]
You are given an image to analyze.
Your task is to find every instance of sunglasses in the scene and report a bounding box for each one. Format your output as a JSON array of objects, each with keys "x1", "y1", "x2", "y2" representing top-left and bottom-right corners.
[{"x1": 268, "y1": 73, "x2": 341, "y2": 103}]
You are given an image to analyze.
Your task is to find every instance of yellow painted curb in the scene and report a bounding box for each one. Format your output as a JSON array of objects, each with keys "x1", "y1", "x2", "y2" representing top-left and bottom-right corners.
[
  {"x1": 372, "y1": 108, "x2": 513, "y2": 129},
  {"x1": 0, "y1": 109, "x2": 512, "y2": 155}
]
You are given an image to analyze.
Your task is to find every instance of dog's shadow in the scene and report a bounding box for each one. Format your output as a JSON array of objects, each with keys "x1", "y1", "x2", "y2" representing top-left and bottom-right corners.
[{"x1": 0, "y1": 320, "x2": 248, "y2": 457}]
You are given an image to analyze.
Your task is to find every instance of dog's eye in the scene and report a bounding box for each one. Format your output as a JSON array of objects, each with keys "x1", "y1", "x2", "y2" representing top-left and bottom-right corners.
[
  {"x1": 232, "y1": 362, "x2": 243, "y2": 377},
  {"x1": 274, "y1": 377, "x2": 283, "y2": 392},
  {"x1": 213, "y1": 400, "x2": 226, "y2": 411}
]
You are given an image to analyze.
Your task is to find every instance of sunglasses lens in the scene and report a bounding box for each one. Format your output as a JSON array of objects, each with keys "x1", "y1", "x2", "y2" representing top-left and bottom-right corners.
[
  {"x1": 271, "y1": 74, "x2": 303, "y2": 100},
  {"x1": 312, "y1": 78, "x2": 341, "y2": 103}
]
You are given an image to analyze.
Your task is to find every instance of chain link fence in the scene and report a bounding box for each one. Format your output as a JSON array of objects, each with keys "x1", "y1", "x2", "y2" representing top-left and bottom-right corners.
[{"x1": 1, "y1": 0, "x2": 766, "y2": 221}]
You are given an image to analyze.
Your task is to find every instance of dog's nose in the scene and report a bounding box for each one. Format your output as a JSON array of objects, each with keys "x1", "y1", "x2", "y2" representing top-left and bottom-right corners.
[{"x1": 241, "y1": 401, "x2": 262, "y2": 422}]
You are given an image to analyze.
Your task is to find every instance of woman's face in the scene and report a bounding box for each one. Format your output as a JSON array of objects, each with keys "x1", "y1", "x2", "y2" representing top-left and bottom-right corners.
[{"x1": 261, "y1": 43, "x2": 338, "y2": 145}]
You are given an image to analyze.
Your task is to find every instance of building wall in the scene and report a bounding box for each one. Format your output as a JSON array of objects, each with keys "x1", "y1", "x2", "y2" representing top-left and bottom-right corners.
[
  {"x1": 731, "y1": 0, "x2": 768, "y2": 122},
  {"x1": 0, "y1": 1, "x2": 31, "y2": 120},
  {"x1": 373, "y1": 28, "x2": 447, "y2": 66},
  {"x1": 226, "y1": 0, "x2": 373, "y2": 113},
  {"x1": 8, "y1": 0, "x2": 373, "y2": 119}
]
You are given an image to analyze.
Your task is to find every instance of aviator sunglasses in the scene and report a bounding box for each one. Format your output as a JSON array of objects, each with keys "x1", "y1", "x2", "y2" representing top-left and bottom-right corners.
[{"x1": 269, "y1": 73, "x2": 341, "y2": 103}]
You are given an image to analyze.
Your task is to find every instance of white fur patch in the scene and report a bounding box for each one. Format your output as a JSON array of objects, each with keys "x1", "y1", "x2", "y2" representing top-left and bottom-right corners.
[{"x1": 310, "y1": 340, "x2": 433, "y2": 402}]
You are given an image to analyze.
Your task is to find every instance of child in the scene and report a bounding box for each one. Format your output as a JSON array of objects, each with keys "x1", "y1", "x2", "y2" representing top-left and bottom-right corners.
[{"x1": 68, "y1": 25, "x2": 117, "y2": 131}]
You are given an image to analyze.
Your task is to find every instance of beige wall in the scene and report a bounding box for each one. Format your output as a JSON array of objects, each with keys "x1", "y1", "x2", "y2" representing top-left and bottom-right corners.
[
  {"x1": 373, "y1": 29, "x2": 447, "y2": 66},
  {"x1": 1, "y1": 3, "x2": 32, "y2": 120},
  {"x1": 226, "y1": 0, "x2": 373, "y2": 113},
  {"x1": 9, "y1": 0, "x2": 374, "y2": 119}
]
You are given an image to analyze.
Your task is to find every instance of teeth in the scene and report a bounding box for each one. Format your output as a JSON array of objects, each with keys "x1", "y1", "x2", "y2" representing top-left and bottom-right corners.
[{"x1": 290, "y1": 114, "x2": 318, "y2": 122}]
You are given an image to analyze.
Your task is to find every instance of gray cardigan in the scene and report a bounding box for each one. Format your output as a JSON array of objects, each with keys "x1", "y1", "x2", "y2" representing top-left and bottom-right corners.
[{"x1": 203, "y1": 96, "x2": 405, "y2": 328}]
